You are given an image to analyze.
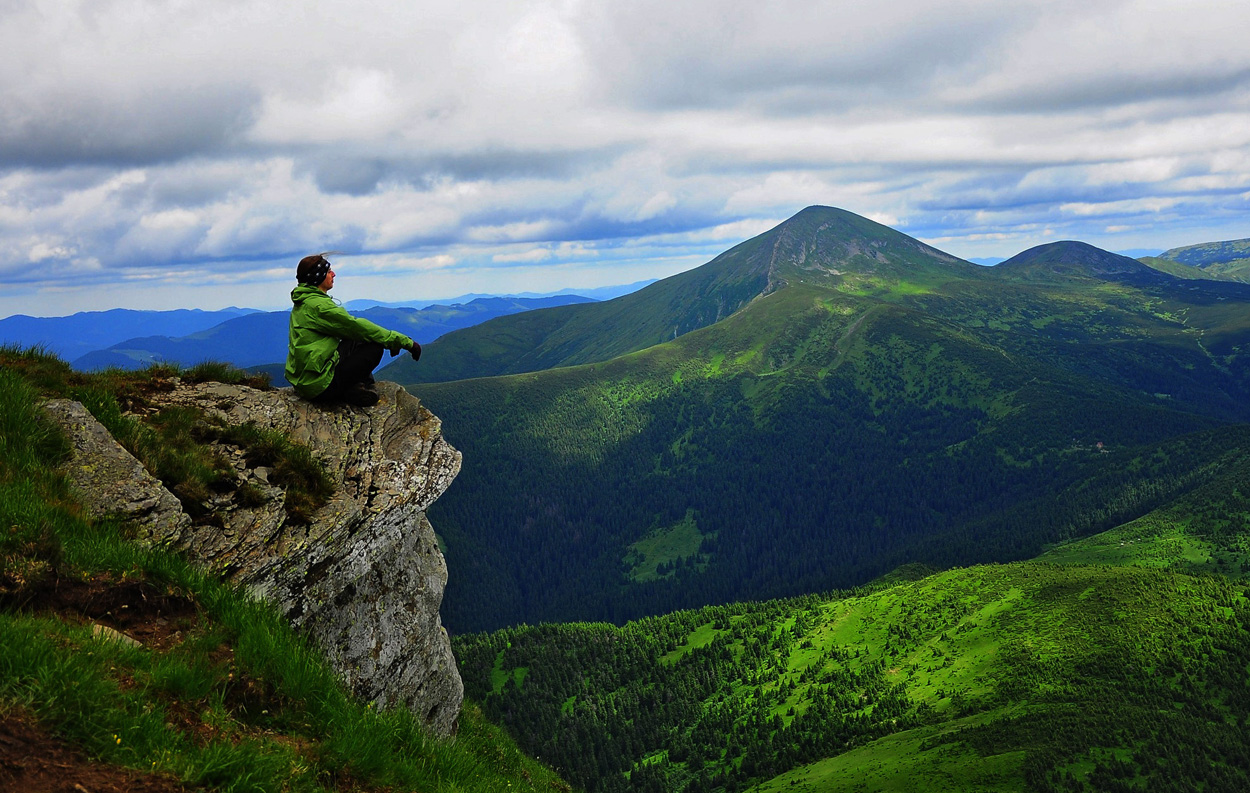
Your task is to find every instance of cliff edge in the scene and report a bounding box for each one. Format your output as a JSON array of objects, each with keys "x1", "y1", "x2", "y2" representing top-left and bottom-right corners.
[{"x1": 44, "y1": 380, "x2": 464, "y2": 737}]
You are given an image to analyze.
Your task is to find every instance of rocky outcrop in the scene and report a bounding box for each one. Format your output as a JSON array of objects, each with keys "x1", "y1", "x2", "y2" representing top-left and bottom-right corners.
[
  {"x1": 46, "y1": 381, "x2": 464, "y2": 737},
  {"x1": 44, "y1": 399, "x2": 193, "y2": 542}
]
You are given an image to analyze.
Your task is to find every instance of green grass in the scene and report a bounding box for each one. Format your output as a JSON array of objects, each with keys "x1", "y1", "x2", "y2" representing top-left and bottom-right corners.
[
  {"x1": 1036, "y1": 445, "x2": 1250, "y2": 578},
  {"x1": 0, "y1": 356, "x2": 570, "y2": 793},
  {"x1": 1038, "y1": 520, "x2": 1222, "y2": 570},
  {"x1": 660, "y1": 622, "x2": 723, "y2": 666},
  {"x1": 199, "y1": 420, "x2": 334, "y2": 524},
  {"x1": 750, "y1": 712, "x2": 1026, "y2": 793},
  {"x1": 626, "y1": 510, "x2": 708, "y2": 582}
]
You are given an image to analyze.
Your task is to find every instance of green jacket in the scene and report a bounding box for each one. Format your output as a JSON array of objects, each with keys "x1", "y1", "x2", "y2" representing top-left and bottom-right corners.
[{"x1": 285, "y1": 285, "x2": 413, "y2": 399}]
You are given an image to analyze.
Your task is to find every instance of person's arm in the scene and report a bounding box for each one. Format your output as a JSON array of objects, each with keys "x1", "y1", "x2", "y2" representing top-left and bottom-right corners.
[{"x1": 304, "y1": 299, "x2": 414, "y2": 351}]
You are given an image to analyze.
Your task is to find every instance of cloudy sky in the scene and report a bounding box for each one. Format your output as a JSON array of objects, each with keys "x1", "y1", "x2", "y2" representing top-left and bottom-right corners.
[{"x1": 2, "y1": 0, "x2": 1249, "y2": 316}]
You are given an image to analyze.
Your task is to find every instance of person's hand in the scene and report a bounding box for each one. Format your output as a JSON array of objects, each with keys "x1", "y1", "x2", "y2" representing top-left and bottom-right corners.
[{"x1": 408, "y1": 341, "x2": 422, "y2": 362}]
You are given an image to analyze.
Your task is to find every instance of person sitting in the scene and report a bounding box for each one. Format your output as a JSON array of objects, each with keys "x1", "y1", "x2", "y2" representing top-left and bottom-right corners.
[{"x1": 285, "y1": 253, "x2": 420, "y2": 407}]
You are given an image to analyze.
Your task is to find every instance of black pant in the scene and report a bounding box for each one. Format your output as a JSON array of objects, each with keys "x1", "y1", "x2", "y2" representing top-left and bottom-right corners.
[{"x1": 314, "y1": 338, "x2": 383, "y2": 402}]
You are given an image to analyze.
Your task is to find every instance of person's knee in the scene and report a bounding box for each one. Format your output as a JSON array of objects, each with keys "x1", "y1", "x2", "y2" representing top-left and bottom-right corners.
[{"x1": 361, "y1": 342, "x2": 384, "y2": 368}]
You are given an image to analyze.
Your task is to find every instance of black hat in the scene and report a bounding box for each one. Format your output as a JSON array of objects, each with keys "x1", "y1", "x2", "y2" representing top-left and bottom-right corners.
[{"x1": 296, "y1": 253, "x2": 333, "y2": 286}]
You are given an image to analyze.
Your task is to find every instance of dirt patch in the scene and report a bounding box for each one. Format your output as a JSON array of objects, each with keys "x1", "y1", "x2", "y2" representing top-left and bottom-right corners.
[
  {"x1": 212, "y1": 643, "x2": 288, "y2": 726},
  {"x1": 1, "y1": 573, "x2": 198, "y2": 652},
  {"x1": 0, "y1": 710, "x2": 186, "y2": 793}
]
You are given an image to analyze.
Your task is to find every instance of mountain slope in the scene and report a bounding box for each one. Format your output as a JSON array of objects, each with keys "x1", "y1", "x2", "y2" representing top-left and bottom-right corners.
[
  {"x1": 454, "y1": 435, "x2": 1250, "y2": 793},
  {"x1": 457, "y1": 555, "x2": 1250, "y2": 793},
  {"x1": 1138, "y1": 255, "x2": 1242, "y2": 282},
  {"x1": 1157, "y1": 237, "x2": 1250, "y2": 281},
  {"x1": 417, "y1": 214, "x2": 1250, "y2": 792},
  {"x1": 397, "y1": 210, "x2": 1250, "y2": 633},
  {"x1": 408, "y1": 243, "x2": 1250, "y2": 632},
  {"x1": 401, "y1": 213, "x2": 1250, "y2": 633},
  {"x1": 1037, "y1": 438, "x2": 1250, "y2": 574},
  {"x1": 383, "y1": 206, "x2": 982, "y2": 384}
]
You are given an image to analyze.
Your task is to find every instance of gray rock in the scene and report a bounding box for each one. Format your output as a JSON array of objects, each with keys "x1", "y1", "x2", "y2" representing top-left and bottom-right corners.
[
  {"x1": 91, "y1": 623, "x2": 142, "y2": 648},
  {"x1": 44, "y1": 382, "x2": 465, "y2": 737},
  {"x1": 43, "y1": 399, "x2": 192, "y2": 543}
]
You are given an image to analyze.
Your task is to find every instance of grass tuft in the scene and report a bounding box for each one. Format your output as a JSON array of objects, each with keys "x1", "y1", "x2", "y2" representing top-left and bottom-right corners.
[
  {"x1": 197, "y1": 420, "x2": 334, "y2": 524},
  {"x1": 182, "y1": 361, "x2": 272, "y2": 390}
]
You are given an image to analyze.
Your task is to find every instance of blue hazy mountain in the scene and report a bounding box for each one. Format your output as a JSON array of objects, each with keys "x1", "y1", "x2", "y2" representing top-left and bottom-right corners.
[
  {"x1": 344, "y1": 280, "x2": 656, "y2": 311},
  {"x1": 71, "y1": 295, "x2": 596, "y2": 372},
  {"x1": 0, "y1": 307, "x2": 259, "y2": 363}
]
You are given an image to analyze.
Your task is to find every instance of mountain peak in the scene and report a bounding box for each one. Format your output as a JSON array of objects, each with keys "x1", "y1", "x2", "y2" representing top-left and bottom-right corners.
[
  {"x1": 996, "y1": 240, "x2": 1167, "y2": 284},
  {"x1": 738, "y1": 205, "x2": 977, "y2": 287},
  {"x1": 386, "y1": 206, "x2": 985, "y2": 385}
]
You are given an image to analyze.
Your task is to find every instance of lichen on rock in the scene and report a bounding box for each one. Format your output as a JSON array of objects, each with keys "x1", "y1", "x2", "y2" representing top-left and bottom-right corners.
[
  {"x1": 43, "y1": 398, "x2": 192, "y2": 542},
  {"x1": 46, "y1": 381, "x2": 465, "y2": 737}
]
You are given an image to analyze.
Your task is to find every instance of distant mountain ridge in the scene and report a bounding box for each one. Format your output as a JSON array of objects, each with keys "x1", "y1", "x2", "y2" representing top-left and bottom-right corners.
[
  {"x1": 1156, "y1": 236, "x2": 1250, "y2": 282},
  {"x1": 72, "y1": 295, "x2": 596, "y2": 373},
  {"x1": 1160, "y1": 236, "x2": 1250, "y2": 266},
  {"x1": 0, "y1": 307, "x2": 258, "y2": 362},
  {"x1": 345, "y1": 280, "x2": 656, "y2": 310},
  {"x1": 1136, "y1": 256, "x2": 1242, "y2": 282}
]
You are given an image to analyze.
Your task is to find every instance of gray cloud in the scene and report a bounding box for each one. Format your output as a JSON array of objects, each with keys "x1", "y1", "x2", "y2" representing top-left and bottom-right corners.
[
  {"x1": 0, "y1": 84, "x2": 259, "y2": 168},
  {"x1": 303, "y1": 145, "x2": 629, "y2": 195},
  {"x1": 967, "y1": 67, "x2": 1250, "y2": 114},
  {"x1": 577, "y1": 0, "x2": 1034, "y2": 111},
  {"x1": 1, "y1": 0, "x2": 1249, "y2": 315}
]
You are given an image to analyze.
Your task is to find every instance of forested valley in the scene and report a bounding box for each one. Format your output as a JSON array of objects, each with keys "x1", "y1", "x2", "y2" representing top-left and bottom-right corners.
[{"x1": 401, "y1": 208, "x2": 1250, "y2": 790}]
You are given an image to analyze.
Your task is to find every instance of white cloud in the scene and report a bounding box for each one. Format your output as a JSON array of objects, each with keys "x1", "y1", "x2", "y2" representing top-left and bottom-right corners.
[
  {"x1": 493, "y1": 248, "x2": 552, "y2": 263},
  {"x1": 1059, "y1": 197, "x2": 1182, "y2": 217},
  {"x1": 28, "y1": 241, "x2": 75, "y2": 263}
]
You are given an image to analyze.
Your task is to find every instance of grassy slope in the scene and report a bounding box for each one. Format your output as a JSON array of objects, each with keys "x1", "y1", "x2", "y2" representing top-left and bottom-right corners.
[
  {"x1": 1037, "y1": 440, "x2": 1250, "y2": 576},
  {"x1": 751, "y1": 448, "x2": 1250, "y2": 793},
  {"x1": 1157, "y1": 238, "x2": 1250, "y2": 282},
  {"x1": 458, "y1": 557, "x2": 1250, "y2": 793},
  {"x1": 1204, "y1": 258, "x2": 1250, "y2": 280},
  {"x1": 0, "y1": 352, "x2": 570, "y2": 793},
  {"x1": 1138, "y1": 256, "x2": 1243, "y2": 282}
]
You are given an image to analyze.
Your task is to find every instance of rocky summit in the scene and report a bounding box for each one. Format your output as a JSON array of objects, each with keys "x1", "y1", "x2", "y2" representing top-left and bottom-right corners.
[{"x1": 45, "y1": 380, "x2": 464, "y2": 737}]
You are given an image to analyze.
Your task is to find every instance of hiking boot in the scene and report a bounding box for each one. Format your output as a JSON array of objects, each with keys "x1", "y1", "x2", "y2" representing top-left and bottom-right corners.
[{"x1": 344, "y1": 383, "x2": 379, "y2": 407}]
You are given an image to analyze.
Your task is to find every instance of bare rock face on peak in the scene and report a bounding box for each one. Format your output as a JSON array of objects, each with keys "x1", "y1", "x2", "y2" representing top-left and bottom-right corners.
[{"x1": 46, "y1": 381, "x2": 464, "y2": 737}]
